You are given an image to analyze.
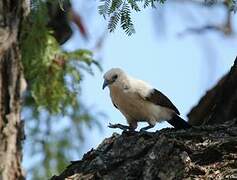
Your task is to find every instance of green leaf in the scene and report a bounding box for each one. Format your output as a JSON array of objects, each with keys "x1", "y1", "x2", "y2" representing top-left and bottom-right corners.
[
  {"x1": 120, "y1": 3, "x2": 135, "y2": 36},
  {"x1": 98, "y1": 0, "x2": 111, "y2": 18},
  {"x1": 128, "y1": 0, "x2": 140, "y2": 11},
  {"x1": 144, "y1": 0, "x2": 150, "y2": 8},
  {"x1": 98, "y1": 0, "x2": 166, "y2": 35},
  {"x1": 108, "y1": 11, "x2": 121, "y2": 32},
  {"x1": 109, "y1": 0, "x2": 123, "y2": 14}
]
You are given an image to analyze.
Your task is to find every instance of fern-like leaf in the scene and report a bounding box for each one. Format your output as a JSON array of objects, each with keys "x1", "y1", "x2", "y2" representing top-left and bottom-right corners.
[
  {"x1": 144, "y1": 0, "x2": 150, "y2": 8},
  {"x1": 109, "y1": 0, "x2": 123, "y2": 14},
  {"x1": 151, "y1": 0, "x2": 155, "y2": 7},
  {"x1": 159, "y1": 0, "x2": 166, "y2": 4},
  {"x1": 108, "y1": 11, "x2": 121, "y2": 32},
  {"x1": 128, "y1": 0, "x2": 140, "y2": 11},
  {"x1": 98, "y1": 0, "x2": 111, "y2": 18},
  {"x1": 120, "y1": 3, "x2": 135, "y2": 35},
  {"x1": 98, "y1": 0, "x2": 167, "y2": 35}
]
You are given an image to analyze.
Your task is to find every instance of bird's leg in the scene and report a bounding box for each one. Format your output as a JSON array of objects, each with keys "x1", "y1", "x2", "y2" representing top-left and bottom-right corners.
[
  {"x1": 108, "y1": 123, "x2": 134, "y2": 131},
  {"x1": 140, "y1": 124, "x2": 155, "y2": 132}
]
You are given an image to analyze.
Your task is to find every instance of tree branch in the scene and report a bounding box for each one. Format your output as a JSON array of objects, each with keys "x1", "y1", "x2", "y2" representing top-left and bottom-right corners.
[
  {"x1": 51, "y1": 119, "x2": 237, "y2": 180},
  {"x1": 188, "y1": 56, "x2": 237, "y2": 126}
]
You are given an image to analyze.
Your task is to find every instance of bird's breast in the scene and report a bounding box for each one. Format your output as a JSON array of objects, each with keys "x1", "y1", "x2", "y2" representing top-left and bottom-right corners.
[
  {"x1": 110, "y1": 88, "x2": 164, "y2": 122},
  {"x1": 110, "y1": 86, "x2": 173, "y2": 122}
]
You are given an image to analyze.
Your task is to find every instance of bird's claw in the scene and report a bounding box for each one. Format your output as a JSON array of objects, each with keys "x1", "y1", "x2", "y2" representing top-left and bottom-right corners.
[{"x1": 108, "y1": 123, "x2": 133, "y2": 131}]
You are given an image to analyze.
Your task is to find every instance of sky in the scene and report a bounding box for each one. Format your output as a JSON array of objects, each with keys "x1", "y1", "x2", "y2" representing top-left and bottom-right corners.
[
  {"x1": 64, "y1": 1, "x2": 237, "y2": 159},
  {"x1": 23, "y1": 0, "x2": 237, "y2": 178}
]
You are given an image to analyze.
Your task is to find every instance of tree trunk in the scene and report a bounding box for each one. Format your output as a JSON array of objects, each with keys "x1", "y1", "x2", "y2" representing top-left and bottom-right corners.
[
  {"x1": 0, "y1": 1, "x2": 29, "y2": 179},
  {"x1": 188, "y1": 57, "x2": 237, "y2": 126},
  {"x1": 51, "y1": 58, "x2": 237, "y2": 180}
]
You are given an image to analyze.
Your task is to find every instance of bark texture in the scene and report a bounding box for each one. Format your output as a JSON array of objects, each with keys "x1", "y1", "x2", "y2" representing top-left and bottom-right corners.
[
  {"x1": 52, "y1": 120, "x2": 237, "y2": 180},
  {"x1": 52, "y1": 58, "x2": 237, "y2": 180},
  {"x1": 0, "y1": 0, "x2": 29, "y2": 179}
]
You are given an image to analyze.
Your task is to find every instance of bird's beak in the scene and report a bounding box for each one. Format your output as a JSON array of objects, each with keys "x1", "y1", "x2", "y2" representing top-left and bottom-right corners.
[{"x1": 102, "y1": 79, "x2": 109, "y2": 89}]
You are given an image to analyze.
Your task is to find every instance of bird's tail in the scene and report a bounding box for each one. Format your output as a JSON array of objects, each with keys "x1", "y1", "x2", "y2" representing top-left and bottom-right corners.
[{"x1": 168, "y1": 115, "x2": 192, "y2": 129}]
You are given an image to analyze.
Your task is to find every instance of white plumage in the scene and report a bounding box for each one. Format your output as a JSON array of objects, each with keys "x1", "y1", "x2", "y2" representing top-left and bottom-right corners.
[{"x1": 103, "y1": 68, "x2": 191, "y2": 131}]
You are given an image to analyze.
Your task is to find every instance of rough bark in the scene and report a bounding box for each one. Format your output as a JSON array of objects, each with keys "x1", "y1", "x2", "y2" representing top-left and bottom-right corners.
[
  {"x1": 52, "y1": 120, "x2": 237, "y2": 180},
  {"x1": 51, "y1": 58, "x2": 237, "y2": 180},
  {"x1": 0, "y1": 1, "x2": 29, "y2": 179}
]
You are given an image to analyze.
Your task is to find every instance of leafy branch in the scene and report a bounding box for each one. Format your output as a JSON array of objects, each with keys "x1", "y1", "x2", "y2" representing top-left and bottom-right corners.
[
  {"x1": 98, "y1": 0, "x2": 165, "y2": 35},
  {"x1": 99, "y1": 0, "x2": 237, "y2": 35},
  {"x1": 21, "y1": 0, "x2": 100, "y2": 114},
  {"x1": 20, "y1": 0, "x2": 102, "y2": 178}
]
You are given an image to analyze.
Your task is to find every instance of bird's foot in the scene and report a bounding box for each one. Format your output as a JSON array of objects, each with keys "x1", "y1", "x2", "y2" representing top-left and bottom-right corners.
[{"x1": 108, "y1": 123, "x2": 134, "y2": 131}]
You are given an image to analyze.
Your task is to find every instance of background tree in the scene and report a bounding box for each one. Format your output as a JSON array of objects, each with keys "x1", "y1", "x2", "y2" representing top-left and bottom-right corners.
[
  {"x1": 0, "y1": 1, "x2": 29, "y2": 179},
  {"x1": 1, "y1": 0, "x2": 103, "y2": 179},
  {"x1": 21, "y1": 0, "x2": 104, "y2": 179}
]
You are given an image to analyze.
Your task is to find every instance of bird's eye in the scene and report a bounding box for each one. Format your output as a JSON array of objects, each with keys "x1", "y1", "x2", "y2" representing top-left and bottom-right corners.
[{"x1": 112, "y1": 74, "x2": 118, "y2": 80}]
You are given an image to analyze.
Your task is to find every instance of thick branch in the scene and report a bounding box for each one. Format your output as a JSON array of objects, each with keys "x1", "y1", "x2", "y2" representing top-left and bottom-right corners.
[
  {"x1": 52, "y1": 120, "x2": 237, "y2": 180},
  {"x1": 188, "y1": 57, "x2": 237, "y2": 126}
]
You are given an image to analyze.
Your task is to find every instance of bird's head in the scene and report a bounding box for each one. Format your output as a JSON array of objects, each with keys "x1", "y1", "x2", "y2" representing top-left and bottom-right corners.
[{"x1": 103, "y1": 68, "x2": 126, "y2": 89}]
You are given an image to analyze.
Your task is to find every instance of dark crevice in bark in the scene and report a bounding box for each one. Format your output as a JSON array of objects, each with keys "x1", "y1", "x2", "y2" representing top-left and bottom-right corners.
[{"x1": 1, "y1": 54, "x2": 10, "y2": 124}]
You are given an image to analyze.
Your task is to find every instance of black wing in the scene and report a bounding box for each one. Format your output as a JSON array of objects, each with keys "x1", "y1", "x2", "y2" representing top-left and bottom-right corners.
[{"x1": 145, "y1": 89, "x2": 180, "y2": 115}]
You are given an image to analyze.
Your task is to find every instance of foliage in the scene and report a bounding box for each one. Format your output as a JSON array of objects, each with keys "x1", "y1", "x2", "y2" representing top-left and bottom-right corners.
[
  {"x1": 226, "y1": 0, "x2": 237, "y2": 12},
  {"x1": 20, "y1": 0, "x2": 102, "y2": 179},
  {"x1": 98, "y1": 0, "x2": 166, "y2": 35},
  {"x1": 21, "y1": 0, "x2": 101, "y2": 114},
  {"x1": 99, "y1": 0, "x2": 237, "y2": 35}
]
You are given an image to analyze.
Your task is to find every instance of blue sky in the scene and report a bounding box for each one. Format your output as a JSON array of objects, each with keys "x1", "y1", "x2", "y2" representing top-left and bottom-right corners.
[{"x1": 62, "y1": 1, "x2": 237, "y2": 159}]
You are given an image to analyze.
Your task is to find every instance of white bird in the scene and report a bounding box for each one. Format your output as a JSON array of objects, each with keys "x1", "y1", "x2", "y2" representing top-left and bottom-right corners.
[{"x1": 103, "y1": 68, "x2": 191, "y2": 131}]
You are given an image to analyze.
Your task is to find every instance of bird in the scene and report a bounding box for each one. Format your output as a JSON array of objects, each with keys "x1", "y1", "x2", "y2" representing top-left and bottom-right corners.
[{"x1": 102, "y1": 68, "x2": 191, "y2": 131}]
